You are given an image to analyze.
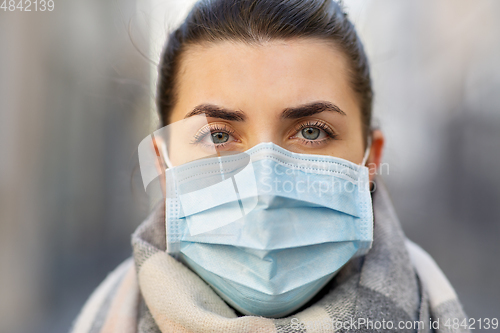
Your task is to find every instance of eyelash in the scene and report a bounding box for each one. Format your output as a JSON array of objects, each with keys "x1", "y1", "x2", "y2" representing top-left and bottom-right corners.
[
  {"x1": 192, "y1": 123, "x2": 236, "y2": 147},
  {"x1": 293, "y1": 120, "x2": 338, "y2": 145},
  {"x1": 191, "y1": 120, "x2": 337, "y2": 147}
]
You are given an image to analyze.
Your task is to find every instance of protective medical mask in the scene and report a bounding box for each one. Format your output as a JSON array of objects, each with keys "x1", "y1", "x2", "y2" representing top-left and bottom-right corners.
[{"x1": 138, "y1": 114, "x2": 374, "y2": 318}]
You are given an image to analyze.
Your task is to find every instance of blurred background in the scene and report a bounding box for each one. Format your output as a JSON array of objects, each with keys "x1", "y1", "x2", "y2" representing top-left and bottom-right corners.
[{"x1": 1, "y1": 0, "x2": 499, "y2": 332}]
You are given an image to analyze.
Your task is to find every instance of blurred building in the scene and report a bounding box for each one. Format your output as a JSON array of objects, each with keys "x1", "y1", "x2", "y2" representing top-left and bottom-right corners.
[{"x1": 0, "y1": 2, "x2": 153, "y2": 332}]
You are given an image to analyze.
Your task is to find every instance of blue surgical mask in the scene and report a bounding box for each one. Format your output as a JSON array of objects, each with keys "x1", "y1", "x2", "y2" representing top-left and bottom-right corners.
[{"x1": 163, "y1": 142, "x2": 373, "y2": 318}]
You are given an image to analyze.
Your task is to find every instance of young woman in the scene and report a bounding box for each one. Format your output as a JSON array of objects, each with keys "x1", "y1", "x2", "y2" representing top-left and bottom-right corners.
[{"x1": 71, "y1": 1, "x2": 469, "y2": 332}]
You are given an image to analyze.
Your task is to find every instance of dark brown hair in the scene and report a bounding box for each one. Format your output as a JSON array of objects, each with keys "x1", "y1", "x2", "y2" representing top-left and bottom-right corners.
[{"x1": 156, "y1": 0, "x2": 373, "y2": 144}]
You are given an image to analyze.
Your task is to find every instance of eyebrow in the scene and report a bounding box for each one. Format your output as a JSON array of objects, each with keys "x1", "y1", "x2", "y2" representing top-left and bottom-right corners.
[
  {"x1": 281, "y1": 101, "x2": 346, "y2": 119},
  {"x1": 184, "y1": 104, "x2": 246, "y2": 121},
  {"x1": 184, "y1": 101, "x2": 346, "y2": 121}
]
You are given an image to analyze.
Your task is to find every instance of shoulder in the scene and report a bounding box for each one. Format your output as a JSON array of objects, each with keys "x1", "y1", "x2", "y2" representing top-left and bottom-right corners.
[
  {"x1": 404, "y1": 239, "x2": 458, "y2": 307},
  {"x1": 69, "y1": 257, "x2": 138, "y2": 333}
]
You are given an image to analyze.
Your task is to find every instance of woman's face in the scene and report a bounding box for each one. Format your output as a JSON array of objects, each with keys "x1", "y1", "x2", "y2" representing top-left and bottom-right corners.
[{"x1": 168, "y1": 38, "x2": 370, "y2": 168}]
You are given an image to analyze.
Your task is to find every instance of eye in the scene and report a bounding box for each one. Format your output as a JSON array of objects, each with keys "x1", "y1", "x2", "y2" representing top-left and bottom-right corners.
[
  {"x1": 293, "y1": 120, "x2": 337, "y2": 143},
  {"x1": 211, "y1": 132, "x2": 230, "y2": 144},
  {"x1": 192, "y1": 123, "x2": 238, "y2": 148},
  {"x1": 300, "y1": 127, "x2": 322, "y2": 140}
]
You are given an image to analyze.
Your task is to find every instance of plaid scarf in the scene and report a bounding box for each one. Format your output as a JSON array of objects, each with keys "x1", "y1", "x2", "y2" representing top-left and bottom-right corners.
[{"x1": 70, "y1": 179, "x2": 469, "y2": 333}]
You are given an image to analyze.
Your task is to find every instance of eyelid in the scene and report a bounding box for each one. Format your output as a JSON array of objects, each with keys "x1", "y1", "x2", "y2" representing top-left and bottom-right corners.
[
  {"x1": 292, "y1": 119, "x2": 337, "y2": 138},
  {"x1": 192, "y1": 122, "x2": 239, "y2": 144}
]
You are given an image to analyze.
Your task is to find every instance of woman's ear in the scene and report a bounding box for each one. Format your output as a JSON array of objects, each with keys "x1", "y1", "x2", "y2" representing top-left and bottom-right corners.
[{"x1": 367, "y1": 129, "x2": 385, "y2": 183}]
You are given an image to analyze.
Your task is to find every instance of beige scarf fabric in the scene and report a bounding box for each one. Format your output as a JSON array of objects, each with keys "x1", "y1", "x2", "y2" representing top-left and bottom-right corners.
[{"x1": 70, "y1": 180, "x2": 469, "y2": 333}]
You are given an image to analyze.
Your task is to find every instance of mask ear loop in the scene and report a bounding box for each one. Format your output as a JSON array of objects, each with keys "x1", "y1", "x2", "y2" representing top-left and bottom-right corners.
[
  {"x1": 156, "y1": 135, "x2": 174, "y2": 169},
  {"x1": 361, "y1": 136, "x2": 372, "y2": 167},
  {"x1": 153, "y1": 134, "x2": 180, "y2": 256}
]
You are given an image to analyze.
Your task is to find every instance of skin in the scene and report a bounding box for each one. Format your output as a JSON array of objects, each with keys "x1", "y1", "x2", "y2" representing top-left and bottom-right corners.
[{"x1": 166, "y1": 38, "x2": 384, "y2": 182}]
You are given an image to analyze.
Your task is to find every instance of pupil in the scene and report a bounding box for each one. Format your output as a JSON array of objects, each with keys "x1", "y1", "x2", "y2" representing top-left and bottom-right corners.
[
  {"x1": 211, "y1": 132, "x2": 229, "y2": 144},
  {"x1": 302, "y1": 127, "x2": 320, "y2": 140}
]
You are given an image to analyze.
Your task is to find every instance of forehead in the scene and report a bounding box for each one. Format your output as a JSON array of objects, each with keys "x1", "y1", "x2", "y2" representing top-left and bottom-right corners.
[{"x1": 172, "y1": 38, "x2": 359, "y2": 120}]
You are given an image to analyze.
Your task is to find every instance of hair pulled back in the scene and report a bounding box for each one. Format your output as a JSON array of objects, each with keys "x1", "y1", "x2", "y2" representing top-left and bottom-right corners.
[{"x1": 157, "y1": 0, "x2": 373, "y2": 142}]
